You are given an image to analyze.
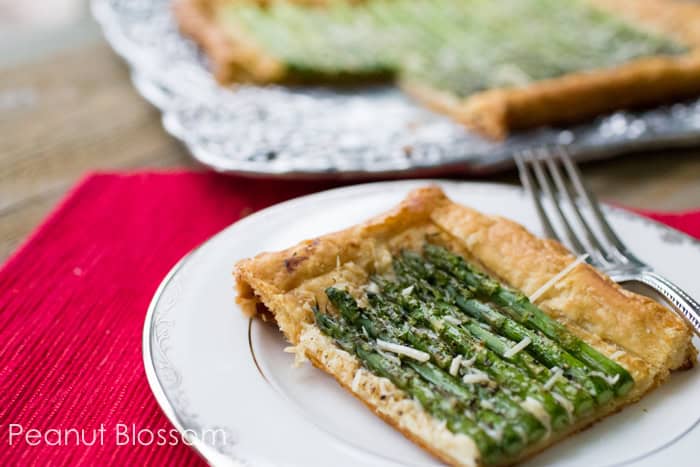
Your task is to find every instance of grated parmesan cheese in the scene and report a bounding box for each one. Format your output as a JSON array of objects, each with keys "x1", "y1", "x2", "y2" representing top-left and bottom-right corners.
[
  {"x1": 462, "y1": 373, "x2": 491, "y2": 384},
  {"x1": 449, "y1": 355, "x2": 463, "y2": 376},
  {"x1": 520, "y1": 397, "x2": 551, "y2": 438},
  {"x1": 589, "y1": 371, "x2": 621, "y2": 386},
  {"x1": 529, "y1": 254, "x2": 589, "y2": 302},
  {"x1": 283, "y1": 345, "x2": 308, "y2": 368},
  {"x1": 462, "y1": 355, "x2": 477, "y2": 368},
  {"x1": 372, "y1": 246, "x2": 393, "y2": 273},
  {"x1": 377, "y1": 349, "x2": 402, "y2": 366},
  {"x1": 462, "y1": 369, "x2": 490, "y2": 385},
  {"x1": 401, "y1": 285, "x2": 415, "y2": 296},
  {"x1": 610, "y1": 349, "x2": 626, "y2": 360},
  {"x1": 443, "y1": 315, "x2": 463, "y2": 326},
  {"x1": 503, "y1": 336, "x2": 532, "y2": 359},
  {"x1": 551, "y1": 392, "x2": 574, "y2": 423},
  {"x1": 378, "y1": 377, "x2": 394, "y2": 397},
  {"x1": 376, "y1": 339, "x2": 430, "y2": 362},
  {"x1": 366, "y1": 281, "x2": 380, "y2": 294},
  {"x1": 481, "y1": 424, "x2": 504, "y2": 442},
  {"x1": 543, "y1": 367, "x2": 563, "y2": 390},
  {"x1": 351, "y1": 368, "x2": 364, "y2": 392}
]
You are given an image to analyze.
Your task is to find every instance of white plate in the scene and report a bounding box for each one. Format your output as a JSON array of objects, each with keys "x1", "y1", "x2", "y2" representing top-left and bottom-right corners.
[{"x1": 143, "y1": 180, "x2": 700, "y2": 466}]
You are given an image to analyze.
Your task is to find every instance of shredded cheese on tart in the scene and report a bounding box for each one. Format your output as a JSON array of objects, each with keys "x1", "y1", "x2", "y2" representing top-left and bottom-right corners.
[
  {"x1": 376, "y1": 339, "x2": 430, "y2": 362},
  {"x1": 521, "y1": 396, "x2": 552, "y2": 438},
  {"x1": 529, "y1": 254, "x2": 589, "y2": 303},
  {"x1": 462, "y1": 368, "x2": 491, "y2": 385},
  {"x1": 504, "y1": 336, "x2": 532, "y2": 359},
  {"x1": 589, "y1": 371, "x2": 621, "y2": 386},
  {"x1": 543, "y1": 367, "x2": 564, "y2": 390},
  {"x1": 449, "y1": 355, "x2": 464, "y2": 376}
]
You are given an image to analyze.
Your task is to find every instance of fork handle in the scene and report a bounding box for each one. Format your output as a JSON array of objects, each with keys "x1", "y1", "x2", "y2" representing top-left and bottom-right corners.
[{"x1": 634, "y1": 271, "x2": 700, "y2": 337}]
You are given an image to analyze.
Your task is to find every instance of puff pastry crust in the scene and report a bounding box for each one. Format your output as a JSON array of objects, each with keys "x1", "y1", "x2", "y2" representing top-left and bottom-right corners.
[{"x1": 235, "y1": 186, "x2": 695, "y2": 466}]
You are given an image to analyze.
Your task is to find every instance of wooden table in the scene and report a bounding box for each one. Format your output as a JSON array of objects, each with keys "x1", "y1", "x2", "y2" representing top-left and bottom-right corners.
[{"x1": 2, "y1": 41, "x2": 700, "y2": 261}]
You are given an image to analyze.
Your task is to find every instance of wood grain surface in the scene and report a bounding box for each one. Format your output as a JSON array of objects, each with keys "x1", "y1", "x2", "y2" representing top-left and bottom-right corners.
[{"x1": 1, "y1": 41, "x2": 700, "y2": 261}]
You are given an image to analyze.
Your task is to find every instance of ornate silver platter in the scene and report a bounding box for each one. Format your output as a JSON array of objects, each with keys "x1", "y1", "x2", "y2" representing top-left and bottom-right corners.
[{"x1": 93, "y1": 0, "x2": 700, "y2": 177}]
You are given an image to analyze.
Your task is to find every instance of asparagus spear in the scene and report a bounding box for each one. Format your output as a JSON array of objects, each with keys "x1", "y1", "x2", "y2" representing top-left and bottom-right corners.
[
  {"x1": 374, "y1": 273, "x2": 573, "y2": 430},
  {"x1": 370, "y1": 288, "x2": 565, "y2": 423},
  {"x1": 365, "y1": 292, "x2": 455, "y2": 368},
  {"x1": 423, "y1": 244, "x2": 634, "y2": 396},
  {"x1": 395, "y1": 251, "x2": 614, "y2": 406},
  {"x1": 326, "y1": 287, "x2": 546, "y2": 451},
  {"x1": 377, "y1": 264, "x2": 594, "y2": 418},
  {"x1": 404, "y1": 360, "x2": 536, "y2": 453},
  {"x1": 454, "y1": 295, "x2": 613, "y2": 405},
  {"x1": 460, "y1": 317, "x2": 595, "y2": 419},
  {"x1": 313, "y1": 306, "x2": 503, "y2": 463}
]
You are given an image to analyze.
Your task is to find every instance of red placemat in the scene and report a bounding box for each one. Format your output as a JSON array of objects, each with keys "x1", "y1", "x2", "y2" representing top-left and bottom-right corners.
[
  {"x1": 1, "y1": 171, "x2": 698, "y2": 465},
  {"x1": 632, "y1": 209, "x2": 700, "y2": 239}
]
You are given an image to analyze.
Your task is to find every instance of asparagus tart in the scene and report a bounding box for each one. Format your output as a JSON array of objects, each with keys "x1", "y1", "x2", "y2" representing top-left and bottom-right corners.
[
  {"x1": 177, "y1": 0, "x2": 700, "y2": 138},
  {"x1": 235, "y1": 186, "x2": 695, "y2": 466}
]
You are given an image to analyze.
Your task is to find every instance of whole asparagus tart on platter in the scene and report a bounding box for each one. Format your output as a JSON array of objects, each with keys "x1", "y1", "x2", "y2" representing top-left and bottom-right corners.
[{"x1": 176, "y1": 0, "x2": 700, "y2": 138}]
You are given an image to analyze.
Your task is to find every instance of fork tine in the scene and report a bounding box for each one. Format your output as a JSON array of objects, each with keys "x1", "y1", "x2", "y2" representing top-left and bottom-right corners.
[
  {"x1": 514, "y1": 150, "x2": 558, "y2": 240},
  {"x1": 557, "y1": 148, "x2": 642, "y2": 265},
  {"x1": 544, "y1": 149, "x2": 612, "y2": 266},
  {"x1": 527, "y1": 148, "x2": 589, "y2": 257}
]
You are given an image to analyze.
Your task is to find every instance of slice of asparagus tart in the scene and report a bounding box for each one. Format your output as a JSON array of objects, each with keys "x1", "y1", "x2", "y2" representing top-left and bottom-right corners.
[{"x1": 235, "y1": 186, "x2": 695, "y2": 466}]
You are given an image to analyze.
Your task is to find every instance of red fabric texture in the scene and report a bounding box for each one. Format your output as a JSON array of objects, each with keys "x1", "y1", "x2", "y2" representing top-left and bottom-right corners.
[
  {"x1": 631, "y1": 209, "x2": 700, "y2": 240},
  {"x1": 0, "y1": 171, "x2": 698, "y2": 466}
]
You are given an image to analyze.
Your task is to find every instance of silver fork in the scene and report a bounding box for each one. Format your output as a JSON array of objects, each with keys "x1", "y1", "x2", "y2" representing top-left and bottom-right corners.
[{"x1": 514, "y1": 147, "x2": 700, "y2": 336}]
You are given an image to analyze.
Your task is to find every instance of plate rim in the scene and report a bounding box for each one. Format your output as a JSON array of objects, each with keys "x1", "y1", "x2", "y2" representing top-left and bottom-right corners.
[{"x1": 142, "y1": 179, "x2": 700, "y2": 466}]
